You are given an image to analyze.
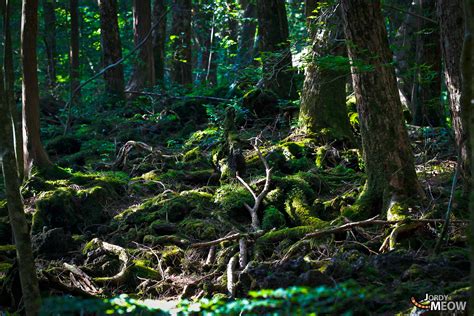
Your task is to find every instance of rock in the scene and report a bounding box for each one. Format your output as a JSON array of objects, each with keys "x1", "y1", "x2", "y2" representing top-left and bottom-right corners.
[
  {"x1": 32, "y1": 228, "x2": 73, "y2": 257},
  {"x1": 297, "y1": 270, "x2": 332, "y2": 287},
  {"x1": 151, "y1": 221, "x2": 177, "y2": 235}
]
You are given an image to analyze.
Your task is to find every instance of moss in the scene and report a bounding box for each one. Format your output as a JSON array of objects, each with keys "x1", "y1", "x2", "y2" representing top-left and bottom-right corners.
[
  {"x1": 0, "y1": 200, "x2": 7, "y2": 217},
  {"x1": 32, "y1": 187, "x2": 76, "y2": 233},
  {"x1": 255, "y1": 225, "x2": 327, "y2": 257},
  {"x1": 284, "y1": 188, "x2": 324, "y2": 226},
  {"x1": 183, "y1": 146, "x2": 202, "y2": 162},
  {"x1": 0, "y1": 262, "x2": 13, "y2": 272},
  {"x1": 214, "y1": 184, "x2": 253, "y2": 222},
  {"x1": 0, "y1": 245, "x2": 15, "y2": 252},
  {"x1": 178, "y1": 218, "x2": 219, "y2": 240},
  {"x1": 262, "y1": 206, "x2": 286, "y2": 230},
  {"x1": 132, "y1": 259, "x2": 161, "y2": 280},
  {"x1": 161, "y1": 245, "x2": 184, "y2": 267}
]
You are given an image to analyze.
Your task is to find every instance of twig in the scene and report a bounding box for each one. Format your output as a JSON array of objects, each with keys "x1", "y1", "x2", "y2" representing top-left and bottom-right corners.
[
  {"x1": 189, "y1": 230, "x2": 265, "y2": 248},
  {"x1": 236, "y1": 137, "x2": 272, "y2": 231},
  {"x1": 304, "y1": 216, "x2": 468, "y2": 240}
]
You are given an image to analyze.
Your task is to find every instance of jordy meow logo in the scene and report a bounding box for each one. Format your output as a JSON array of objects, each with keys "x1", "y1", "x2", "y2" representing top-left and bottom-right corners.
[{"x1": 411, "y1": 294, "x2": 467, "y2": 312}]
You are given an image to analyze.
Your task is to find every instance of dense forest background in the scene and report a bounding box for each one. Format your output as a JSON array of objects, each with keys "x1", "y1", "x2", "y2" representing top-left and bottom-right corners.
[{"x1": 0, "y1": 0, "x2": 473, "y2": 314}]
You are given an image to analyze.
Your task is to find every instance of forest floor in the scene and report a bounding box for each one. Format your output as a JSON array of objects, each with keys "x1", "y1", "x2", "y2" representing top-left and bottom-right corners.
[{"x1": 0, "y1": 94, "x2": 470, "y2": 314}]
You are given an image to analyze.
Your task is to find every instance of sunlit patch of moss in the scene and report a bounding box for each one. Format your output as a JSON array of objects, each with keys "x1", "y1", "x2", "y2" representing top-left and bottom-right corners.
[
  {"x1": 261, "y1": 206, "x2": 286, "y2": 230},
  {"x1": 178, "y1": 218, "x2": 219, "y2": 240}
]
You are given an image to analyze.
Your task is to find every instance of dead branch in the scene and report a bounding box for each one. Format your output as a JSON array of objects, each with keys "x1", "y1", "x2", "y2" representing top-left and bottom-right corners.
[
  {"x1": 303, "y1": 216, "x2": 469, "y2": 240},
  {"x1": 63, "y1": 263, "x2": 101, "y2": 295},
  {"x1": 227, "y1": 254, "x2": 238, "y2": 297},
  {"x1": 113, "y1": 140, "x2": 160, "y2": 169},
  {"x1": 239, "y1": 238, "x2": 248, "y2": 269},
  {"x1": 236, "y1": 138, "x2": 272, "y2": 231},
  {"x1": 189, "y1": 230, "x2": 266, "y2": 249},
  {"x1": 205, "y1": 246, "x2": 216, "y2": 265}
]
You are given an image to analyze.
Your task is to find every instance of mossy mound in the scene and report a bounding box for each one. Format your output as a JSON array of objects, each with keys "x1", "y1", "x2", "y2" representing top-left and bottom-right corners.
[
  {"x1": 262, "y1": 206, "x2": 286, "y2": 230},
  {"x1": 30, "y1": 172, "x2": 127, "y2": 234},
  {"x1": 214, "y1": 184, "x2": 253, "y2": 222}
]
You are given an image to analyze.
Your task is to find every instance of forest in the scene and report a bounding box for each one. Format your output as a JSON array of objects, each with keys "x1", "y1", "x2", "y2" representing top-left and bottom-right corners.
[{"x1": 0, "y1": 0, "x2": 473, "y2": 314}]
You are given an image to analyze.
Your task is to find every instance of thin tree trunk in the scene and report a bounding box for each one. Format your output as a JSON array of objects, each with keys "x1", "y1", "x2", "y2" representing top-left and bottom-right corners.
[
  {"x1": 5, "y1": 0, "x2": 23, "y2": 181},
  {"x1": 5, "y1": 5, "x2": 42, "y2": 315},
  {"x1": 194, "y1": 0, "x2": 217, "y2": 86},
  {"x1": 128, "y1": 0, "x2": 155, "y2": 91},
  {"x1": 438, "y1": 0, "x2": 469, "y2": 193},
  {"x1": 411, "y1": 0, "x2": 443, "y2": 126},
  {"x1": 98, "y1": 0, "x2": 124, "y2": 97},
  {"x1": 171, "y1": 0, "x2": 193, "y2": 86},
  {"x1": 22, "y1": 0, "x2": 52, "y2": 177},
  {"x1": 256, "y1": 0, "x2": 296, "y2": 99},
  {"x1": 42, "y1": 0, "x2": 56, "y2": 89},
  {"x1": 299, "y1": 3, "x2": 353, "y2": 142},
  {"x1": 69, "y1": 0, "x2": 80, "y2": 99},
  {"x1": 341, "y1": 0, "x2": 421, "y2": 216},
  {"x1": 152, "y1": 0, "x2": 167, "y2": 84}
]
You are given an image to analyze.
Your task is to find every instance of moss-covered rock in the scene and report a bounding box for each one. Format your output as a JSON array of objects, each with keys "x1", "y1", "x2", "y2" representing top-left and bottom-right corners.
[
  {"x1": 262, "y1": 206, "x2": 286, "y2": 230},
  {"x1": 214, "y1": 184, "x2": 253, "y2": 222},
  {"x1": 178, "y1": 218, "x2": 219, "y2": 240},
  {"x1": 285, "y1": 188, "x2": 325, "y2": 226}
]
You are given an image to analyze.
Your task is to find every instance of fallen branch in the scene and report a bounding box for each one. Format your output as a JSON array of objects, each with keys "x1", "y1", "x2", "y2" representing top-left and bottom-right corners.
[
  {"x1": 227, "y1": 254, "x2": 238, "y2": 297},
  {"x1": 303, "y1": 216, "x2": 469, "y2": 240},
  {"x1": 87, "y1": 238, "x2": 131, "y2": 285},
  {"x1": 189, "y1": 230, "x2": 266, "y2": 249},
  {"x1": 236, "y1": 138, "x2": 272, "y2": 231}
]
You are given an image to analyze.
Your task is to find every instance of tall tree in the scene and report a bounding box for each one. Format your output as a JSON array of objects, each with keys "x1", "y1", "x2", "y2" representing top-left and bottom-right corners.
[
  {"x1": 5, "y1": 0, "x2": 23, "y2": 180},
  {"x1": 98, "y1": 0, "x2": 124, "y2": 97},
  {"x1": 22, "y1": 0, "x2": 52, "y2": 176},
  {"x1": 0, "y1": 79, "x2": 41, "y2": 315},
  {"x1": 299, "y1": 1, "x2": 353, "y2": 142},
  {"x1": 463, "y1": 0, "x2": 474, "y2": 312},
  {"x1": 152, "y1": 0, "x2": 167, "y2": 84},
  {"x1": 42, "y1": 0, "x2": 56, "y2": 89},
  {"x1": 235, "y1": 0, "x2": 257, "y2": 70},
  {"x1": 256, "y1": 0, "x2": 296, "y2": 99},
  {"x1": 69, "y1": 0, "x2": 80, "y2": 98},
  {"x1": 411, "y1": 0, "x2": 444, "y2": 126},
  {"x1": 438, "y1": 0, "x2": 469, "y2": 193},
  {"x1": 128, "y1": 0, "x2": 155, "y2": 91},
  {"x1": 341, "y1": 0, "x2": 421, "y2": 216},
  {"x1": 171, "y1": 0, "x2": 192, "y2": 86}
]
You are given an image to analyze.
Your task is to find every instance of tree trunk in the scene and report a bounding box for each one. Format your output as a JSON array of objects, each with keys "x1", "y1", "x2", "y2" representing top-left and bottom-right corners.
[
  {"x1": 256, "y1": 0, "x2": 296, "y2": 99},
  {"x1": 438, "y1": 0, "x2": 469, "y2": 192},
  {"x1": 236, "y1": 0, "x2": 257, "y2": 70},
  {"x1": 21, "y1": 0, "x2": 52, "y2": 177},
  {"x1": 341, "y1": 0, "x2": 421, "y2": 216},
  {"x1": 127, "y1": 0, "x2": 155, "y2": 91},
  {"x1": 152, "y1": 0, "x2": 167, "y2": 84},
  {"x1": 5, "y1": 4, "x2": 42, "y2": 315},
  {"x1": 98, "y1": 0, "x2": 124, "y2": 97},
  {"x1": 411, "y1": 0, "x2": 444, "y2": 126},
  {"x1": 171, "y1": 0, "x2": 193, "y2": 86},
  {"x1": 5, "y1": 0, "x2": 23, "y2": 180},
  {"x1": 69, "y1": 0, "x2": 80, "y2": 99},
  {"x1": 463, "y1": 1, "x2": 474, "y2": 312},
  {"x1": 42, "y1": 0, "x2": 56, "y2": 89},
  {"x1": 299, "y1": 3, "x2": 353, "y2": 142}
]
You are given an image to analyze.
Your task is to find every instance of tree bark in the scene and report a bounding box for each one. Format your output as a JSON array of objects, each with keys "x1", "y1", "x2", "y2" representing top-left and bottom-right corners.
[
  {"x1": 299, "y1": 3, "x2": 353, "y2": 142},
  {"x1": 171, "y1": 0, "x2": 193, "y2": 86},
  {"x1": 236, "y1": 0, "x2": 257, "y2": 70},
  {"x1": 22, "y1": 0, "x2": 52, "y2": 177},
  {"x1": 438, "y1": 0, "x2": 469, "y2": 192},
  {"x1": 4, "y1": 6, "x2": 41, "y2": 316},
  {"x1": 128, "y1": 0, "x2": 155, "y2": 91},
  {"x1": 42, "y1": 0, "x2": 56, "y2": 89},
  {"x1": 256, "y1": 0, "x2": 296, "y2": 99},
  {"x1": 4, "y1": 0, "x2": 23, "y2": 180},
  {"x1": 98, "y1": 0, "x2": 124, "y2": 97},
  {"x1": 411, "y1": 0, "x2": 444, "y2": 126},
  {"x1": 152, "y1": 0, "x2": 167, "y2": 84},
  {"x1": 69, "y1": 0, "x2": 80, "y2": 99},
  {"x1": 341, "y1": 0, "x2": 421, "y2": 216}
]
